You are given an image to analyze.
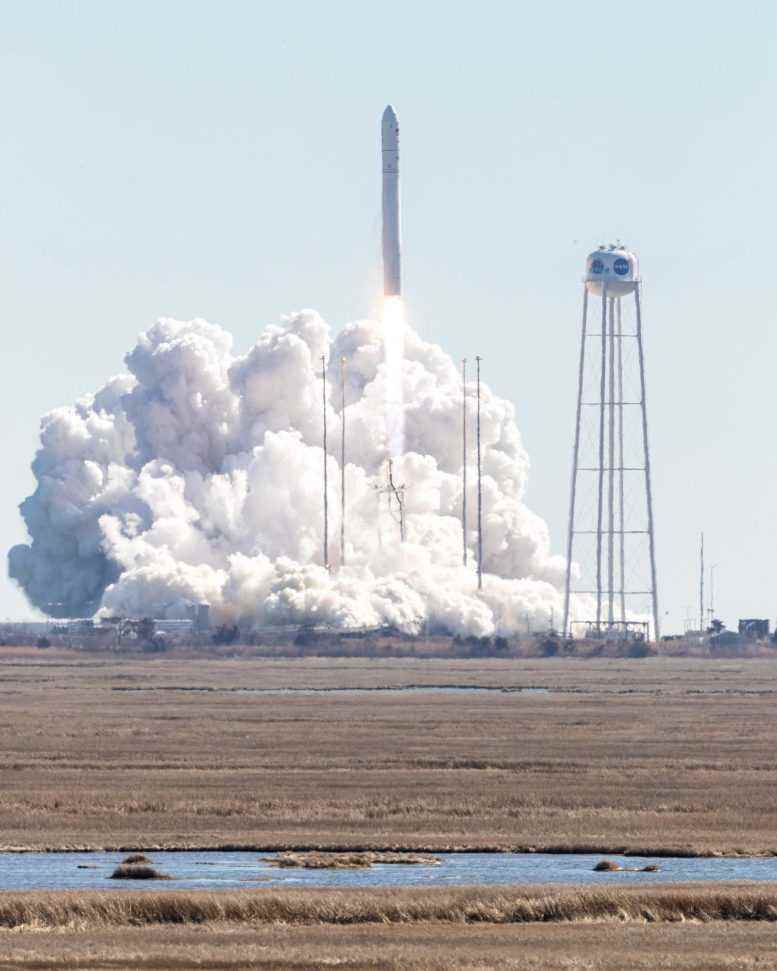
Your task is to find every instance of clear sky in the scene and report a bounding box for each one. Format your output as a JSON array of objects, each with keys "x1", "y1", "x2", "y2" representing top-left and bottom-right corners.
[{"x1": 2, "y1": 0, "x2": 776, "y2": 633}]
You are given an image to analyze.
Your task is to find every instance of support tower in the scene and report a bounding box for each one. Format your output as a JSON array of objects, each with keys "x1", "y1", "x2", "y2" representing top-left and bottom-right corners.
[{"x1": 562, "y1": 246, "x2": 660, "y2": 640}]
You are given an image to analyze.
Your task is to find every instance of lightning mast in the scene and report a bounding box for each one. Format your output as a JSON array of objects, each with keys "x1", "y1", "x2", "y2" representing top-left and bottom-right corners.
[
  {"x1": 340, "y1": 357, "x2": 346, "y2": 568},
  {"x1": 476, "y1": 355, "x2": 483, "y2": 591},
  {"x1": 699, "y1": 532, "x2": 705, "y2": 634},
  {"x1": 322, "y1": 356, "x2": 329, "y2": 571},
  {"x1": 462, "y1": 358, "x2": 467, "y2": 567}
]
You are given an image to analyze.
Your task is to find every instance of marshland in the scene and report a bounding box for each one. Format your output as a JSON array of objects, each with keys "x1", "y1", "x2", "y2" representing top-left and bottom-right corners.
[
  {"x1": 2, "y1": 648, "x2": 777, "y2": 855},
  {"x1": 3, "y1": 885, "x2": 777, "y2": 968},
  {"x1": 4, "y1": 647, "x2": 777, "y2": 965}
]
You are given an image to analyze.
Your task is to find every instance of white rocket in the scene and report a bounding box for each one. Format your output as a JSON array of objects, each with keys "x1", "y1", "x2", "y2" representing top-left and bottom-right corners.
[{"x1": 381, "y1": 105, "x2": 401, "y2": 296}]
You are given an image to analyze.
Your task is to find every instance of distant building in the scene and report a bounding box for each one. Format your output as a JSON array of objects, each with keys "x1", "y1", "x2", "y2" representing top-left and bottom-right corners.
[
  {"x1": 193, "y1": 603, "x2": 210, "y2": 631},
  {"x1": 738, "y1": 619, "x2": 770, "y2": 640},
  {"x1": 710, "y1": 630, "x2": 742, "y2": 648}
]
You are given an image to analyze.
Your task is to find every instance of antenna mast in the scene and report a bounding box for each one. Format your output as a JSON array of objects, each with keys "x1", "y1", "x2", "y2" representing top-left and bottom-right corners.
[{"x1": 322, "y1": 356, "x2": 329, "y2": 571}]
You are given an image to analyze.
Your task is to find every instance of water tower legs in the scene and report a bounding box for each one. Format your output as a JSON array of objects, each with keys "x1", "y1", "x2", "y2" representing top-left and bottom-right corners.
[
  {"x1": 616, "y1": 298, "x2": 627, "y2": 625},
  {"x1": 595, "y1": 286, "x2": 607, "y2": 628},
  {"x1": 634, "y1": 285, "x2": 660, "y2": 641},
  {"x1": 563, "y1": 282, "x2": 660, "y2": 641}
]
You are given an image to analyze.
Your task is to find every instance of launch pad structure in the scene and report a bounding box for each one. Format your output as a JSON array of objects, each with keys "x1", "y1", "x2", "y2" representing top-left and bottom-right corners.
[
  {"x1": 373, "y1": 458, "x2": 407, "y2": 544},
  {"x1": 562, "y1": 246, "x2": 660, "y2": 641}
]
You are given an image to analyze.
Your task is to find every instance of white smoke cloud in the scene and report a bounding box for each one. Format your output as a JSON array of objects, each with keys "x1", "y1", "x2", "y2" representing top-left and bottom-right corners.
[{"x1": 8, "y1": 310, "x2": 575, "y2": 636}]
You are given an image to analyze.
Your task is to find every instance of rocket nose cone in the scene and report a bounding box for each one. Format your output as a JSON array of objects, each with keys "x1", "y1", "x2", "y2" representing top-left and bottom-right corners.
[{"x1": 381, "y1": 105, "x2": 399, "y2": 145}]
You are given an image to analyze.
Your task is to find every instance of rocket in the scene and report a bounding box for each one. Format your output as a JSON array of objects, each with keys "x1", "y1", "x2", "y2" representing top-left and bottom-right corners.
[{"x1": 381, "y1": 105, "x2": 401, "y2": 296}]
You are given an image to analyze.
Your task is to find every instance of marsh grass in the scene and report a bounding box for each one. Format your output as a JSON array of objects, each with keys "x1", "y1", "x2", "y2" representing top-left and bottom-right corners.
[
  {"x1": 1, "y1": 885, "x2": 776, "y2": 929},
  {"x1": 264, "y1": 851, "x2": 440, "y2": 869},
  {"x1": 110, "y1": 865, "x2": 168, "y2": 880},
  {"x1": 593, "y1": 860, "x2": 660, "y2": 873},
  {"x1": 4, "y1": 655, "x2": 777, "y2": 855},
  {"x1": 122, "y1": 854, "x2": 152, "y2": 864}
]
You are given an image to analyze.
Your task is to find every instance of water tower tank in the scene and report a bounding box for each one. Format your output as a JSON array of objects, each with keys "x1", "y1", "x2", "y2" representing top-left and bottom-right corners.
[{"x1": 585, "y1": 245, "x2": 639, "y2": 296}]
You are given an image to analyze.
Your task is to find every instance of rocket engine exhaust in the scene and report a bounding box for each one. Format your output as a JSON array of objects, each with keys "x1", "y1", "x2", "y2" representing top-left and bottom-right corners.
[{"x1": 381, "y1": 105, "x2": 401, "y2": 297}]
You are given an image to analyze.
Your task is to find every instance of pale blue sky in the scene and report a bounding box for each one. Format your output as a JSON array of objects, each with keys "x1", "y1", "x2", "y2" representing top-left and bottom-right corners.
[{"x1": 2, "y1": 0, "x2": 775, "y2": 632}]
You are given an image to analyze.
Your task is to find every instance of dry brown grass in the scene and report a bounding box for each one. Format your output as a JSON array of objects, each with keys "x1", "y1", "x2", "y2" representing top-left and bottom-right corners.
[
  {"x1": 110, "y1": 864, "x2": 168, "y2": 880},
  {"x1": 1, "y1": 920, "x2": 776, "y2": 969},
  {"x1": 1, "y1": 883, "x2": 777, "y2": 928},
  {"x1": 2, "y1": 650, "x2": 777, "y2": 854},
  {"x1": 264, "y1": 851, "x2": 440, "y2": 868},
  {"x1": 593, "y1": 859, "x2": 659, "y2": 873}
]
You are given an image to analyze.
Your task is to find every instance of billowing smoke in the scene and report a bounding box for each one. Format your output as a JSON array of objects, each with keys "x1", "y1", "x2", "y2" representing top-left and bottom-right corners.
[{"x1": 9, "y1": 311, "x2": 574, "y2": 636}]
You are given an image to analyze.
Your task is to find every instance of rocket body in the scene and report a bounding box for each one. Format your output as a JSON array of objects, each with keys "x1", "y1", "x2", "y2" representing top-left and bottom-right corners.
[{"x1": 381, "y1": 105, "x2": 401, "y2": 296}]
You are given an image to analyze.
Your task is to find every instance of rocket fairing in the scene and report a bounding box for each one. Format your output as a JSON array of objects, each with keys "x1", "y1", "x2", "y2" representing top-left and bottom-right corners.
[{"x1": 381, "y1": 105, "x2": 401, "y2": 297}]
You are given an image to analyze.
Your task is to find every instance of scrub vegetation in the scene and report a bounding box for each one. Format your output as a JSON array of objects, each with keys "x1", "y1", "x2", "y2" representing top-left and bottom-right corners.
[{"x1": 1, "y1": 649, "x2": 777, "y2": 856}]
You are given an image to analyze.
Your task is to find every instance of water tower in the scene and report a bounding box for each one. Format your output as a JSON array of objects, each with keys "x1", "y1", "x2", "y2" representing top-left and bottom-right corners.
[{"x1": 562, "y1": 245, "x2": 660, "y2": 640}]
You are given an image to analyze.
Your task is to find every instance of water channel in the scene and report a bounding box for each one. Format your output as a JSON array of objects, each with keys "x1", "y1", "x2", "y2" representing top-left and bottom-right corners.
[{"x1": 2, "y1": 851, "x2": 777, "y2": 891}]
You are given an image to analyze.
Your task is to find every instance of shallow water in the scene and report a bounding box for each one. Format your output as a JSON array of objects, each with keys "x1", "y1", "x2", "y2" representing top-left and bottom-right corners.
[
  {"x1": 231, "y1": 685, "x2": 551, "y2": 696},
  {"x1": 3, "y1": 852, "x2": 777, "y2": 891},
  {"x1": 112, "y1": 685, "x2": 549, "y2": 695}
]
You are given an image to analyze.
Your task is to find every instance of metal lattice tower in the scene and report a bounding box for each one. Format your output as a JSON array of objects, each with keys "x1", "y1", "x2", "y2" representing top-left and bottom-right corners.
[{"x1": 562, "y1": 246, "x2": 660, "y2": 640}]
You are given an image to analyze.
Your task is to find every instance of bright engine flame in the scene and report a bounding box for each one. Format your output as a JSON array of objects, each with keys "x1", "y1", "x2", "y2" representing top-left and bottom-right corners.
[{"x1": 382, "y1": 295, "x2": 406, "y2": 458}]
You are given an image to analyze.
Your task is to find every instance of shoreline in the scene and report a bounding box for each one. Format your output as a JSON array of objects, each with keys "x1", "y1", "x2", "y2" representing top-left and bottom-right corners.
[{"x1": 0, "y1": 842, "x2": 773, "y2": 858}]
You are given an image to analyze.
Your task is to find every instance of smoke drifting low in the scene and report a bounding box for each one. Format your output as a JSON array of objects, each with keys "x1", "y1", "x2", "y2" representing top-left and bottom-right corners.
[{"x1": 9, "y1": 311, "x2": 570, "y2": 636}]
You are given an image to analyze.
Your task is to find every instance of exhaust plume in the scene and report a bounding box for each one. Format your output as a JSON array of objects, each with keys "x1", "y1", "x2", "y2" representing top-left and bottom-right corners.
[
  {"x1": 9, "y1": 311, "x2": 572, "y2": 636},
  {"x1": 382, "y1": 296, "x2": 406, "y2": 458}
]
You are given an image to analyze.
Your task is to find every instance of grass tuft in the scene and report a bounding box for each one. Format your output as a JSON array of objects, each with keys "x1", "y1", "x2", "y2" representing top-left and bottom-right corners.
[
  {"x1": 110, "y1": 864, "x2": 168, "y2": 880},
  {"x1": 264, "y1": 851, "x2": 440, "y2": 869}
]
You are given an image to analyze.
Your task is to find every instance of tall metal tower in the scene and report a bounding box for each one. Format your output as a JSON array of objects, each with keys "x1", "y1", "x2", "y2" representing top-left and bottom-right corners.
[{"x1": 562, "y1": 246, "x2": 660, "y2": 640}]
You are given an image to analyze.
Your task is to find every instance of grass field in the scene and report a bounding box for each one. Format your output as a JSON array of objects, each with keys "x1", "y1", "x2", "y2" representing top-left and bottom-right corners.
[
  {"x1": 4, "y1": 647, "x2": 777, "y2": 967},
  {"x1": 1, "y1": 648, "x2": 777, "y2": 855},
  {"x1": 5, "y1": 919, "x2": 777, "y2": 969},
  {"x1": 2, "y1": 885, "x2": 777, "y2": 968}
]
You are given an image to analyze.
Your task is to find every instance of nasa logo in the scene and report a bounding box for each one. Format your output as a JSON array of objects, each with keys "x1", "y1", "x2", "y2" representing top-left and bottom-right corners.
[
  {"x1": 591, "y1": 258, "x2": 604, "y2": 274},
  {"x1": 613, "y1": 257, "x2": 629, "y2": 276}
]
